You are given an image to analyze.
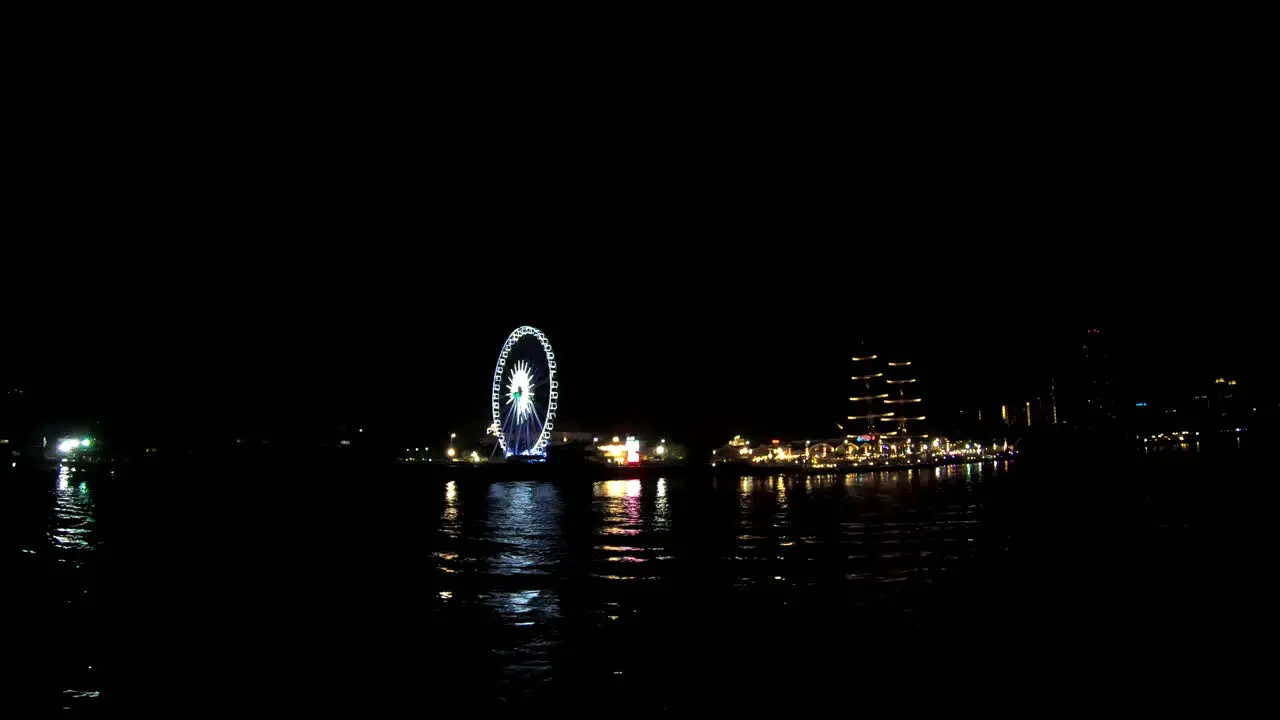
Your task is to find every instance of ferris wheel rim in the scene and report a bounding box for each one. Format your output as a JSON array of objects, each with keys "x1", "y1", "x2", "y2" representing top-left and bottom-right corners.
[{"x1": 490, "y1": 325, "x2": 558, "y2": 457}]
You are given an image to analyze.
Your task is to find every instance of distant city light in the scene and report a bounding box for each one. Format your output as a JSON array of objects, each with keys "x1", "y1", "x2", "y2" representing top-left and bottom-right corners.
[
  {"x1": 57, "y1": 440, "x2": 77, "y2": 453},
  {"x1": 80, "y1": 438, "x2": 91, "y2": 447},
  {"x1": 1135, "y1": 402, "x2": 1148, "y2": 407},
  {"x1": 446, "y1": 448, "x2": 456, "y2": 458}
]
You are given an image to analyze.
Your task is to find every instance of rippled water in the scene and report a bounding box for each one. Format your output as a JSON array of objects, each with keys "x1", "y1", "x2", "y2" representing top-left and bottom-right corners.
[
  {"x1": 5, "y1": 452, "x2": 1223, "y2": 713},
  {"x1": 428, "y1": 463, "x2": 1006, "y2": 705},
  {"x1": 2, "y1": 464, "x2": 102, "y2": 713}
]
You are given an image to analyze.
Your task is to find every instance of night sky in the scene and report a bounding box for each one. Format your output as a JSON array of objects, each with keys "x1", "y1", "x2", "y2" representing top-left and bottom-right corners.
[
  {"x1": 4, "y1": 51, "x2": 1269, "y2": 452},
  {"x1": 4, "y1": 262, "x2": 1267, "y2": 454}
]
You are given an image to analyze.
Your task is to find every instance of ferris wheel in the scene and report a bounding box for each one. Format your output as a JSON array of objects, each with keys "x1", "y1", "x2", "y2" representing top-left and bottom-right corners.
[{"x1": 490, "y1": 326, "x2": 558, "y2": 458}]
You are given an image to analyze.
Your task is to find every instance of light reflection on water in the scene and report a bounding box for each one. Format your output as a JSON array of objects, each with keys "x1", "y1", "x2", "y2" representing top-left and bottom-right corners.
[
  {"x1": 47, "y1": 465, "x2": 100, "y2": 710},
  {"x1": 481, "y1": 482, "x2": 566, "y2": 681},
  {"x1": 431, "y1": 463, "x2": 1006, "y2": 694},
  {"x1": 51, "y1": 465, "x2": 96, "y2": 554}
]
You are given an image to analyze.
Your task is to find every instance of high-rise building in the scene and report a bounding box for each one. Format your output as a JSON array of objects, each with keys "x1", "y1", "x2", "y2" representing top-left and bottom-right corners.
[{"x1": 1076, "y1": 327, "x2": 1115, "y2": 426}]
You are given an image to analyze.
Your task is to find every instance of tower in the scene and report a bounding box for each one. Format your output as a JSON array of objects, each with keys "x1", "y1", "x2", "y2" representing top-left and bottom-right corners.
[
  {"x1": 882, "y1": 359, "x2": 924, "y2": 439},
  {"x1": 848, "y1": 348, "x2": 926, "y2": 454},
  {"x1": 1078, "y1": 327, "x2": 1114, "y2": 426},
  {"x1": 848, "y1": 352, "x2": 889, "y2": 436}
]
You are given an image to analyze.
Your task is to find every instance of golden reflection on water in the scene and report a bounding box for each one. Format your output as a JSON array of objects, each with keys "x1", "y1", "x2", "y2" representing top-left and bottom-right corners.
[
  {"x1": 429, "y1": 463, "x2": 1009, "y2": 692},
  {"x1": 600, "y1": 479, "x2": 641, "y2": 498},
  {"x1": 441, "y1": 480, "x2": 459, "y2": 526},
  {"x1": 594, "y1": 478, "x2": 672, "y2": 566},
  {"x1": 596, "y1": 479, "x2": 642, "y2": 536}
]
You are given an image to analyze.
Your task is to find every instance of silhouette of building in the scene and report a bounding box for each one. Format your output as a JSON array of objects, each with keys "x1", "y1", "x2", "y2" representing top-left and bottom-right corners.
[{"x1": 1076, "y1": 327, "x2": 1115, "y2": 426}]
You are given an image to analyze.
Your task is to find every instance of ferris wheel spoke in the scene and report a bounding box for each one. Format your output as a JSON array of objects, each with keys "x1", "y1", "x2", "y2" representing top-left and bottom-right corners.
[
  {"x1": 528, "y1": 403, "x2": 545, "y2": 433},
  {"x1": 500, "y1": 401, "x2": 521, "y2": 453},
  {"x1": 502, "y1": 404, "x2": 520, "y2": 436}
]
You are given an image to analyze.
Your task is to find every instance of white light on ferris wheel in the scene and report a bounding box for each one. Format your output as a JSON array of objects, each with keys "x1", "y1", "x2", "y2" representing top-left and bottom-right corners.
[
  {"x1": 490, "y1": 326, "x2": 558, "y2": 458},
  {"x1": 506, "y1": 360, "x2": 536, "y2": 421}
]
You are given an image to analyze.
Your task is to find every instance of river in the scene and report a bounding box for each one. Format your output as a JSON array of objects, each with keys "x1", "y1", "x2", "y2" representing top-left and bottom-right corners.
[{"x1": 3, "y1": 453, "x2": 1227, "y2": 713}]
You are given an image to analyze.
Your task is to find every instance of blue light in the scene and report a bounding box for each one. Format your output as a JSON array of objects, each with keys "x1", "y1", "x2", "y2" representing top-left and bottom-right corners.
[{"x1": 1135, "y1": 402, "x2": 1148, "y2": 407}]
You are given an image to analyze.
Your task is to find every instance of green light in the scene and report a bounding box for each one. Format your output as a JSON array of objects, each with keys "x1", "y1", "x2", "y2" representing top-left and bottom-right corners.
[{"x1": 81, "y1": 438, "x2": 92, "y2": 448}]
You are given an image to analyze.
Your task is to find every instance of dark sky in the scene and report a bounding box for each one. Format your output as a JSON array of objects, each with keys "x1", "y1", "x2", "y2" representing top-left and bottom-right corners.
[
  {"x1": 3, "y1": 34, "x2": 1270, "y2": 449},
  {"x1": 4, "y1": 267, "x2": 1267, "y2": 451}
]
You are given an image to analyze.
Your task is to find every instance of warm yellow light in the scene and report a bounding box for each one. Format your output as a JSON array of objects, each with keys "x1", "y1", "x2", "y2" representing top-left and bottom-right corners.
[
  {"x1": 851, "y1": 355, "x2": 877, "y2": 361},
  {"x1": 446, "y1": 448, "x2": 456, "y2": 457},
  {"x1": 612, "y1": 436, "x2": 620, "y2": 442}
]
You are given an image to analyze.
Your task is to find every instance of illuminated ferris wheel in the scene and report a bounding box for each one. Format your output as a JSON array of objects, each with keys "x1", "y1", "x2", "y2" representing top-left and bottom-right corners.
[{"x1": 490, "y1": 326, "x2": 558, "y2": 458}]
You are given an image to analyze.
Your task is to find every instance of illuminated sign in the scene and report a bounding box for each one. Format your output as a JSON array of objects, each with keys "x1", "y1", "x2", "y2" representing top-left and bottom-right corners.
[{"x1": 598, "y1": 436, "x2": 643, "y2": 465}]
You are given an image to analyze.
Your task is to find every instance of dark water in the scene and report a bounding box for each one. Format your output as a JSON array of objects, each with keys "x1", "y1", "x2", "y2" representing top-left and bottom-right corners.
[
  {"x1": 429, "y1": 466, "x2": 998, "y2": 704},
  {"x1": 2, "y1": 464, "x2": 101, "y2": 713},
  {"x1": 3, "y1": 454, "x2": 1236, "y2": 713}
]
